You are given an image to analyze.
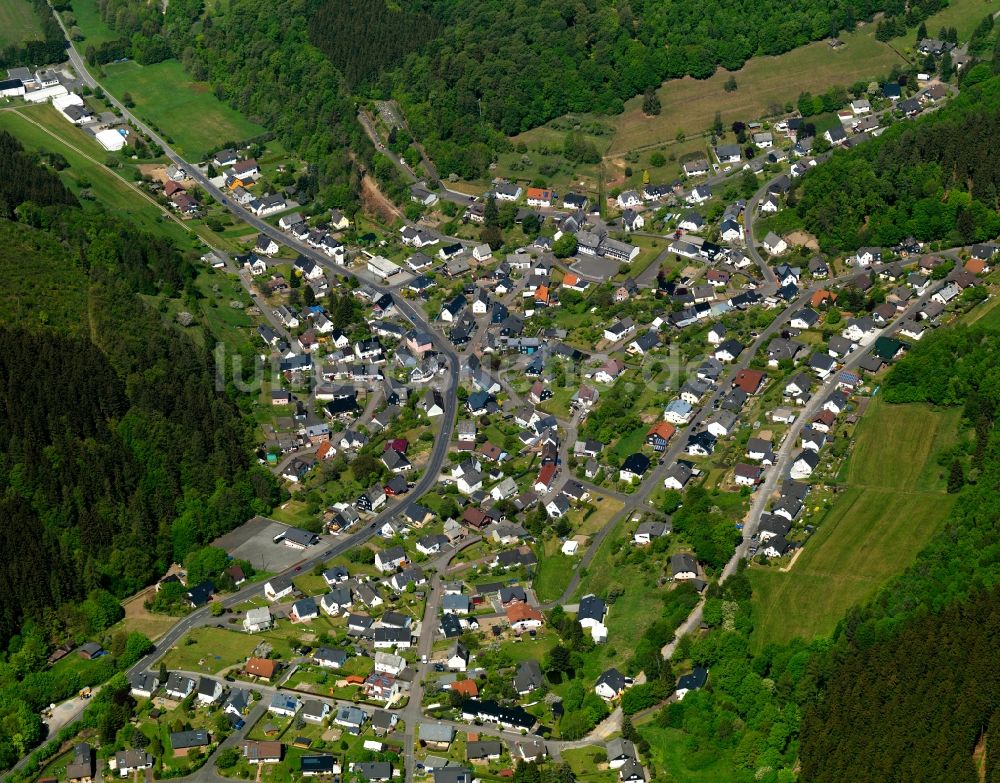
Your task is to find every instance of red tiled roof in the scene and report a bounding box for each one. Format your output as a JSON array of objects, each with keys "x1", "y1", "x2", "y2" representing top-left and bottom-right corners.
[
  {"x1": 647, "y1": 421, "x2": 676, "y2": 441},
  {"x1": 536, "y1": 464, "x2": 556, "y2": 487},
  {"x1": 245, "y1": 657, "x2": 278, "y2": 678},
  {"x1": 451, "y1": 679, "x2": 479, "y2": 697},
  {"x1": 734, "y1": 369, "x2": 765, "y2": 394},
  {"x1": 506, "y1": 603, "x2": 543, "y2": 624}
]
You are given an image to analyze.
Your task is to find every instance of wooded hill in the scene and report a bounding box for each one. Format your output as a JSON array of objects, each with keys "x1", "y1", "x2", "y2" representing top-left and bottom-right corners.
[
  {"x1": 85, "y1": 0, "x2": 951, "y2": 183},
  {"x1": 0, "y1": 133, "x2": 275, "y2": 636},
  {"x1": 342, "y1": 0, "x2": 947, "y2": 177},
  {"x1": 793, "y1": 326, "x2": 1000, "y2": 780},
  {"x1": 801, "y1": 588, "x2": 1000, "y2": 783},
  {"x1": 0, "y1": 132, "x2": 276, "y2": 766},
  {"x1": 795, "y1": 73, "x2": 1000, "y2": 252}
]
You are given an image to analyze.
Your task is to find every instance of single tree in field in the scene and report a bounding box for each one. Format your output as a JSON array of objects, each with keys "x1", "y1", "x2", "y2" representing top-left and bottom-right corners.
[
  {"x1": 642, "y1": 88, "x2": 661, "y2": 116},
  {"x1": 941, "y1": 50, "x2": 954, "y2": 80},
  {"x1": 948, "y1": 459, "x2": 965, "y2": 493}
]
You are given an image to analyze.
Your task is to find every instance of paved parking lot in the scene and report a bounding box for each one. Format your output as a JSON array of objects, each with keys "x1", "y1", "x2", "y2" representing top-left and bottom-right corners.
[
  {"x1": 570, "y1": 256, "x2": 618, "y2": 281},
  {"x1": 212, "y1": 516, "x2": 334, "y2": 573}
]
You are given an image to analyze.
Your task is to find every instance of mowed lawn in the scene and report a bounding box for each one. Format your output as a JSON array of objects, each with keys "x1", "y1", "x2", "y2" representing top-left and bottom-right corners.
[
  {"x1": 0, "y1": 0, "x2": 43, "y2": 47},
  {"x1": 609, "y1": 26, "x2": 904, "y2": 155},
  {"x1": 749, "y1": 401, "x2": 961, "y2": 650},
  {"x1": 100, "y1": 60, "x2": 266, "y2": 159}
]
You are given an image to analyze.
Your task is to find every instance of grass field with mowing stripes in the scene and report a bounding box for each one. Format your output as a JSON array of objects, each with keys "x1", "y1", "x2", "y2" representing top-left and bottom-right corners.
[
  {"x1": 0, "y1": 0, "x2": 43, "y2": 47},
  {"x1": 749, "y1": 400, "x2": 962, "y2": 649}
]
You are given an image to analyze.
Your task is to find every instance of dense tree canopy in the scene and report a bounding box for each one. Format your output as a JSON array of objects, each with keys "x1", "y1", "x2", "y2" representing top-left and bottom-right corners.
[
  {"x1": 795, "y1": 76, "x2": 1000, "y2": 251},
  {"x1": 88, "y1": 0, "x2": 951, "y2": 182},
  {"x1": 0, "y1": 131, "x2": 78, "y2": 218},
  {"x1": 308, "y1": 0, "x2": 440, "y2": 88},
  {"x1": 0, "y1": 131, "x2": 278, "y2": 768},
  {"x1": 349, "y1": 0, "x2": 945, "y2": 176},
  {"x1": 801, "y1": 589, "x2": 1000, "y2": 783},
  {"x1": 0, "y1": 133, "x2": 276, "y2": 649}
]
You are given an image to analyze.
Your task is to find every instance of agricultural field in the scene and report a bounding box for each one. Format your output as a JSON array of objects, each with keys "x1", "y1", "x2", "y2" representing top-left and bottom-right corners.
[
  {"x1": 844, "y1": 399, "x2": 963, "y2": 491},
  {"x1": 0, "y1": 0, "x2": 43, "y2": 47},
  {"x1": 608, "y1": 25, "x2": 905, "y2": 156},
  {"x1": 749, "y1": 401, "x2": 962, "y2": 649},
  {"x1": 100, "y1": 59, "x2": 266, "y2": 159}
]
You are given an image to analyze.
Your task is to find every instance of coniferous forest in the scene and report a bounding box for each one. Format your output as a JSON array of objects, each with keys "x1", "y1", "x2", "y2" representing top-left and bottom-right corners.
[
  {"x1": 795, "y1": 76, "x2": 1000, "y2": 252},
  {"x1": 800, "y1": 589, "x2": 1000, "y2": 783},
  {"x1": 0, "y1": 133, "x2": 276, "y2": 767}
]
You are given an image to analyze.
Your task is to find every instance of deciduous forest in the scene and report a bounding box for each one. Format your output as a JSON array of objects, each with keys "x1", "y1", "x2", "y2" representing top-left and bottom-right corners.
[
  {"x1": 363, "y1": 0, "x2": 945, "y2": 176},
  {"x1": 84, "y1": 0, "x2": 951, "y2": 183}
]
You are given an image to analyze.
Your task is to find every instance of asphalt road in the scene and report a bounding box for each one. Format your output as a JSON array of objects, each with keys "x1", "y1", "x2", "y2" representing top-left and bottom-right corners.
[
  {"x1": 10, "y1": 17, "x2": 463, "y2": 775},
  {"x1": 20, "y1": 21, "x2": 955, "y2": 778}
]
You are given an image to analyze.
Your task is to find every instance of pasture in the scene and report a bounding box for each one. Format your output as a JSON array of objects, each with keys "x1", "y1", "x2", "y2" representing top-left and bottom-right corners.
[
  {"x1": 100, "y1": 59, "x2": 266, "y2": 159},
  {"x1": 893, "y1": 0, "x2": 1000, "y2": 46},
  {"x1": 749, "y1": 401, "x2": 962, "y2": 649},
  {"x1": 608, "y1": 26, "x2": 905, "y2": 155},
  {"x1": 0, "y1": 0, "x2": 43, "y2": 47}
]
